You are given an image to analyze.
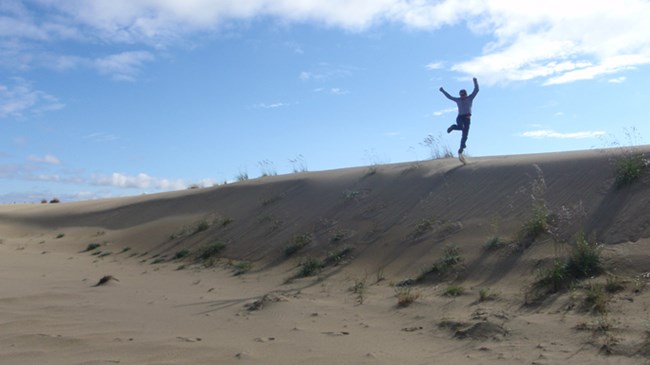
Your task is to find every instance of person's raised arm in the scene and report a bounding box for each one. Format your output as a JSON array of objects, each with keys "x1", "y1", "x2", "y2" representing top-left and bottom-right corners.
[
  {"x1": 439, "y1": 87, "x2": 454, "y2": 100},
  {"x1": 469, "y1": 77, "x2": 479, "y2": 97}
]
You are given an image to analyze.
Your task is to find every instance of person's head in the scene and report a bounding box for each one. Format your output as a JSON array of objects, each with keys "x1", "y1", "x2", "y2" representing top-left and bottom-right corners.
[{"x1": 459, "y1": 89, "x2": 467, "y2": 98}]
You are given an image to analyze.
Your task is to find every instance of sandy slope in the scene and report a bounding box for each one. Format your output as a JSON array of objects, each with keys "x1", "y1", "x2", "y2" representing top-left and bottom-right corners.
[{"x1": 0, "y1": 146, "x2": 649, "y2": 364}]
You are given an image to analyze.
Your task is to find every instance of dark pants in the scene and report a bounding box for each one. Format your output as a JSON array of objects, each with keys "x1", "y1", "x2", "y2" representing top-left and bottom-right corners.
[{"x1": 449, "y1": 114, "x2": 471, "y2": 152}]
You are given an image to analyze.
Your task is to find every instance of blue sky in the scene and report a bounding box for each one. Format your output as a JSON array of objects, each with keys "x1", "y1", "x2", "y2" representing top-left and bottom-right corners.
[{"x1": 1, "y1": 0, "x2": 649, "y2": 203}]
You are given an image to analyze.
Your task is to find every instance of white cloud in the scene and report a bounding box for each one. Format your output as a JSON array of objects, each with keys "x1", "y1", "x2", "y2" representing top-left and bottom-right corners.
[
  {"x1": 3, "y1": 1, "x2": 649, "y2": 85},
  {"x1": 0, "y1": 78, "x2": 64, "y2": 118},
  {"x1": 27, "y1": 154, "x2": 61, "y2": 165},
  {"x1": 93, "y1": 172, "x2": 186, "y2": 190},
  {"x1": 521, "y1": 129, "x2": 606, "y2": 139}
]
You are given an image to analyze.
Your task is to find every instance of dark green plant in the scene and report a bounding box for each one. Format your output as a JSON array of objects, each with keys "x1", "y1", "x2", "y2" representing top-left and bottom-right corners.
[
  {"x1": 443, "y1": 284, "x2": 464, "y2": 297},
  {"x1": 174, "y1": 249, "x2": 190, "y2": 260},
  {"x1": 418, "y1": 244, "x2": 464, "y2": 281},
  {"x1": 84, "y1": 243, "x2": 101, "y2": 252},
  {"x1": 284, "y1": 233, "x2": 312, "y2": 256},
  {"x1": 536, "y1": 259, "x2": 568, "y2": 293},
  {"x1": 523, "y1": 202, "x2": 549, "y2": 239},
  {"x1": 233, "y1": 261, "x2": 252, "y2": 275},
  {"x1": 566, "y1": 234, "x2": 602, "y2": 279},
  {"x1": 298, "y1": 257, "x2": 323, "y2": 277},
  {"x1": 198, "y1": 242, "x2": 226, "y2": 261},
  {"x1": 615, "y1": 153, "x2": 646, "y2": 188},
  {"x1": 323, "y1": 246, "x2": 353, "y2": 266}
]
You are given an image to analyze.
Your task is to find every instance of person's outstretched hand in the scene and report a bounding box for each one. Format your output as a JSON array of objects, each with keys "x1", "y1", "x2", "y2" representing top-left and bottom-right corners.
[{"x1": 439, "y1": 87, "x2": 444, "y2": 92}]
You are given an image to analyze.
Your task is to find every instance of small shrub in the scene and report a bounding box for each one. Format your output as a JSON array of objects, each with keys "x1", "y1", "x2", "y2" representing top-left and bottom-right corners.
[
  {"x1": 395, "y1": 287, "x2": 420, "y2": 307},
  {"x1": 615, "y1": 153, "x2": 646, "y2": 188},
  {"x1": 443, "y1": 284, "x2": 464, "y2": 297},
  {"x1": 151, "y1": 257, "x2": 165, "y2": 264},
  {"x1": 351, "y1": 277, "x2": 367, "y2": 304},
  {"x1": 478, "y1": 287, "x2": 497, "y2": 302},
  {"x1": 323, "y1": 246, "x2": 353, "y2": 266},
  {"x1": 174, "y1": 249, "x2": 190, "y2": 260},
  {"x1": 284, "y1": 233, "x2": 312, "y2": 256},
  {"x1": 418, "y1": 244, "x2": 464, "y2": 281},
  {"x1": 536, "y1": 259, "x2": 568, "y2": 293},
  {"x1": 49, "y1": 198, "x2": 60, "y2": 204},
  {"x1": 193, "y1": 220, "x2": 210, "y2": 234},
  {"x1": 198, "y1": 242, "x2": 226, "y2": 261},
  {"x1": 298, "y1": 257, "x2": 323, "y2": 277},
  {"x1": 483, "y1": 236, "x2": 506, "y2": 251},
  {"x1": 522, "y1": 202, "x2": 549, "y2": 239},
  {"x1": 84, "y1": 243, "x2": 101, "y2": 252},
  {"x1": 566, "y1": 234, "x2": 602, "y2": 279},
  {"x1": 233, "y1": 261, "x2": 252, "y2": 276},
  {"x1": 414, "y1": 218, "x2": 435, "y2": 237},
  {"x1": 604, "y1": 274, "x2": 625, "y2": 293},
  {"x1": 584, "y1": 283, "x2": 608, "y2": 314}
]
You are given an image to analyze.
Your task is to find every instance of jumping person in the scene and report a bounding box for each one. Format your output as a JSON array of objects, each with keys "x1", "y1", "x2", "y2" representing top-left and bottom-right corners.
[{"x1": 439, "y1": 77, "x2": 479, "y2": 161}]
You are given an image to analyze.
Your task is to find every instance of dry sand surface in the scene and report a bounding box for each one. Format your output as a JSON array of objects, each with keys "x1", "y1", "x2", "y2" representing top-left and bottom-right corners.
[{"x1": 1, "y1": 146, "x2": 649, "y2": 365}]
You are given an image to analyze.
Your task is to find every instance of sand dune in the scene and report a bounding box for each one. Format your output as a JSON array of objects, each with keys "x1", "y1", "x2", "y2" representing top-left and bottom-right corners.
[{"x1": 1, "y1": 146, "x2": 649, "y2": 364}]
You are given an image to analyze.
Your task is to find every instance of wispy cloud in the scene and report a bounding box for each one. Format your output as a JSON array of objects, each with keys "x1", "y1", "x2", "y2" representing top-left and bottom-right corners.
[
  {"x1": 27, "y1": 154, "x2": 61, "y2": 165},
  {"x1": 0, "y1": 78, "x2": 64, "y2": 118},
  {"x1": 432, "y1": 107, "x2": 456, "y2": 116},
  {"x1": 94, "y1": 51, "x2": 155, "y2": 81},
  {"x1": 426, "y1": 62, "x2": 444, "y2": 70},
  {"x1": 521, "y1": 129, "x2": 606, "y2": 139},
  {"x1": 254, "y1": 102, "x2": 292, "y2": 109}
]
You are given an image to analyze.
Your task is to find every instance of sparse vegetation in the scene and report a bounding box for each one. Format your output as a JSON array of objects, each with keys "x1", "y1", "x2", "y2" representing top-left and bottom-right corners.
[
  {"x1": 174, "y1": 249, "x2": 190, "y2": 260},
  {"x1": 84, "y1": 243, "x2": 101, "y2": 252},
  {"x1": 55, "y1": 233, "x2": 65, "y2": 239},
  {"x1": 478, "y1": 287, "x2": 498, "y2": 302},
  {"x1": 193, "y1": 219, "x2": 210, "y2": 234},
  {"x1": 351, "y1": 277, "x2": 367, "y2": 304},
  {"x1": 298, "y1": 257, "x2": 323, "y2": 277},
  {"x1": 198, "y1": 241, "x2": 226, "y2": 261},
  {"x1": 583, "y1": 282, "x2": 608, "y2": 315},
  {"x1": 565, "y1": 234, "x2": 603, "y2": 279},
  {"x1": 443, "y1": 284, "x2": 465, "y2": 297},
  {"x1": 236, "y1": 171, "x2": 249, "y2": 182},
  {"x1": 322, "y1": 246, "x2": 353, "y2": 266},
  {"x1": 289, "y1": 154, "x2": 308, "y2": 173},
  {"x1": 536, "y1": 258, "x2": 569, "y2": 293},
  {"x1": 395, "y1": 287, "x2": 420, "y2": 307},
  {"x1": 421, "y1": 133, "x2": 453, "y2": 159},
  {"x1": 533, "y1": 234, "x2": 603, "y2": 295},
  {"x1": 233, "y1": 261, "x2": 252, "y2": 275},
  {"x1": 418, "y1": 244, "x2": 464, "y2": 281},
  {"x1": 284, "y1": 233, "x2": 312, "y2": 256},
  {"x1": 258, "y1": 159, "x2": 277, "y2": 177},
  {"x1": 483, "y1": 236, "x2": 506, "y2": 251},
  {"x1": 615, "y1": 153, "x2": 647, "y2": 188},
  {"x1": 522, "y1": 202, "x2": 549, "y2": 240}
]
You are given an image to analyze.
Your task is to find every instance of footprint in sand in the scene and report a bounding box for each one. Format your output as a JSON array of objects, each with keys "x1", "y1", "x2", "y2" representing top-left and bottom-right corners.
[
  {"x1": 254, "y1": 337, "x2": 275, "y2": 343},
  {"x1": 176, "y1": 336, "x2": 202, "y2": 342},
  {"x1": 320, "y1": 331, "x2": 350, "y2": 336}
]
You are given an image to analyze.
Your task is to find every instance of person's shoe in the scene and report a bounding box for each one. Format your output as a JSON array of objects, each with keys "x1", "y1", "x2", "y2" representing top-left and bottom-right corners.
[{"x1": 447, "y1": 125, "x2": 454, "y2": 134}]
